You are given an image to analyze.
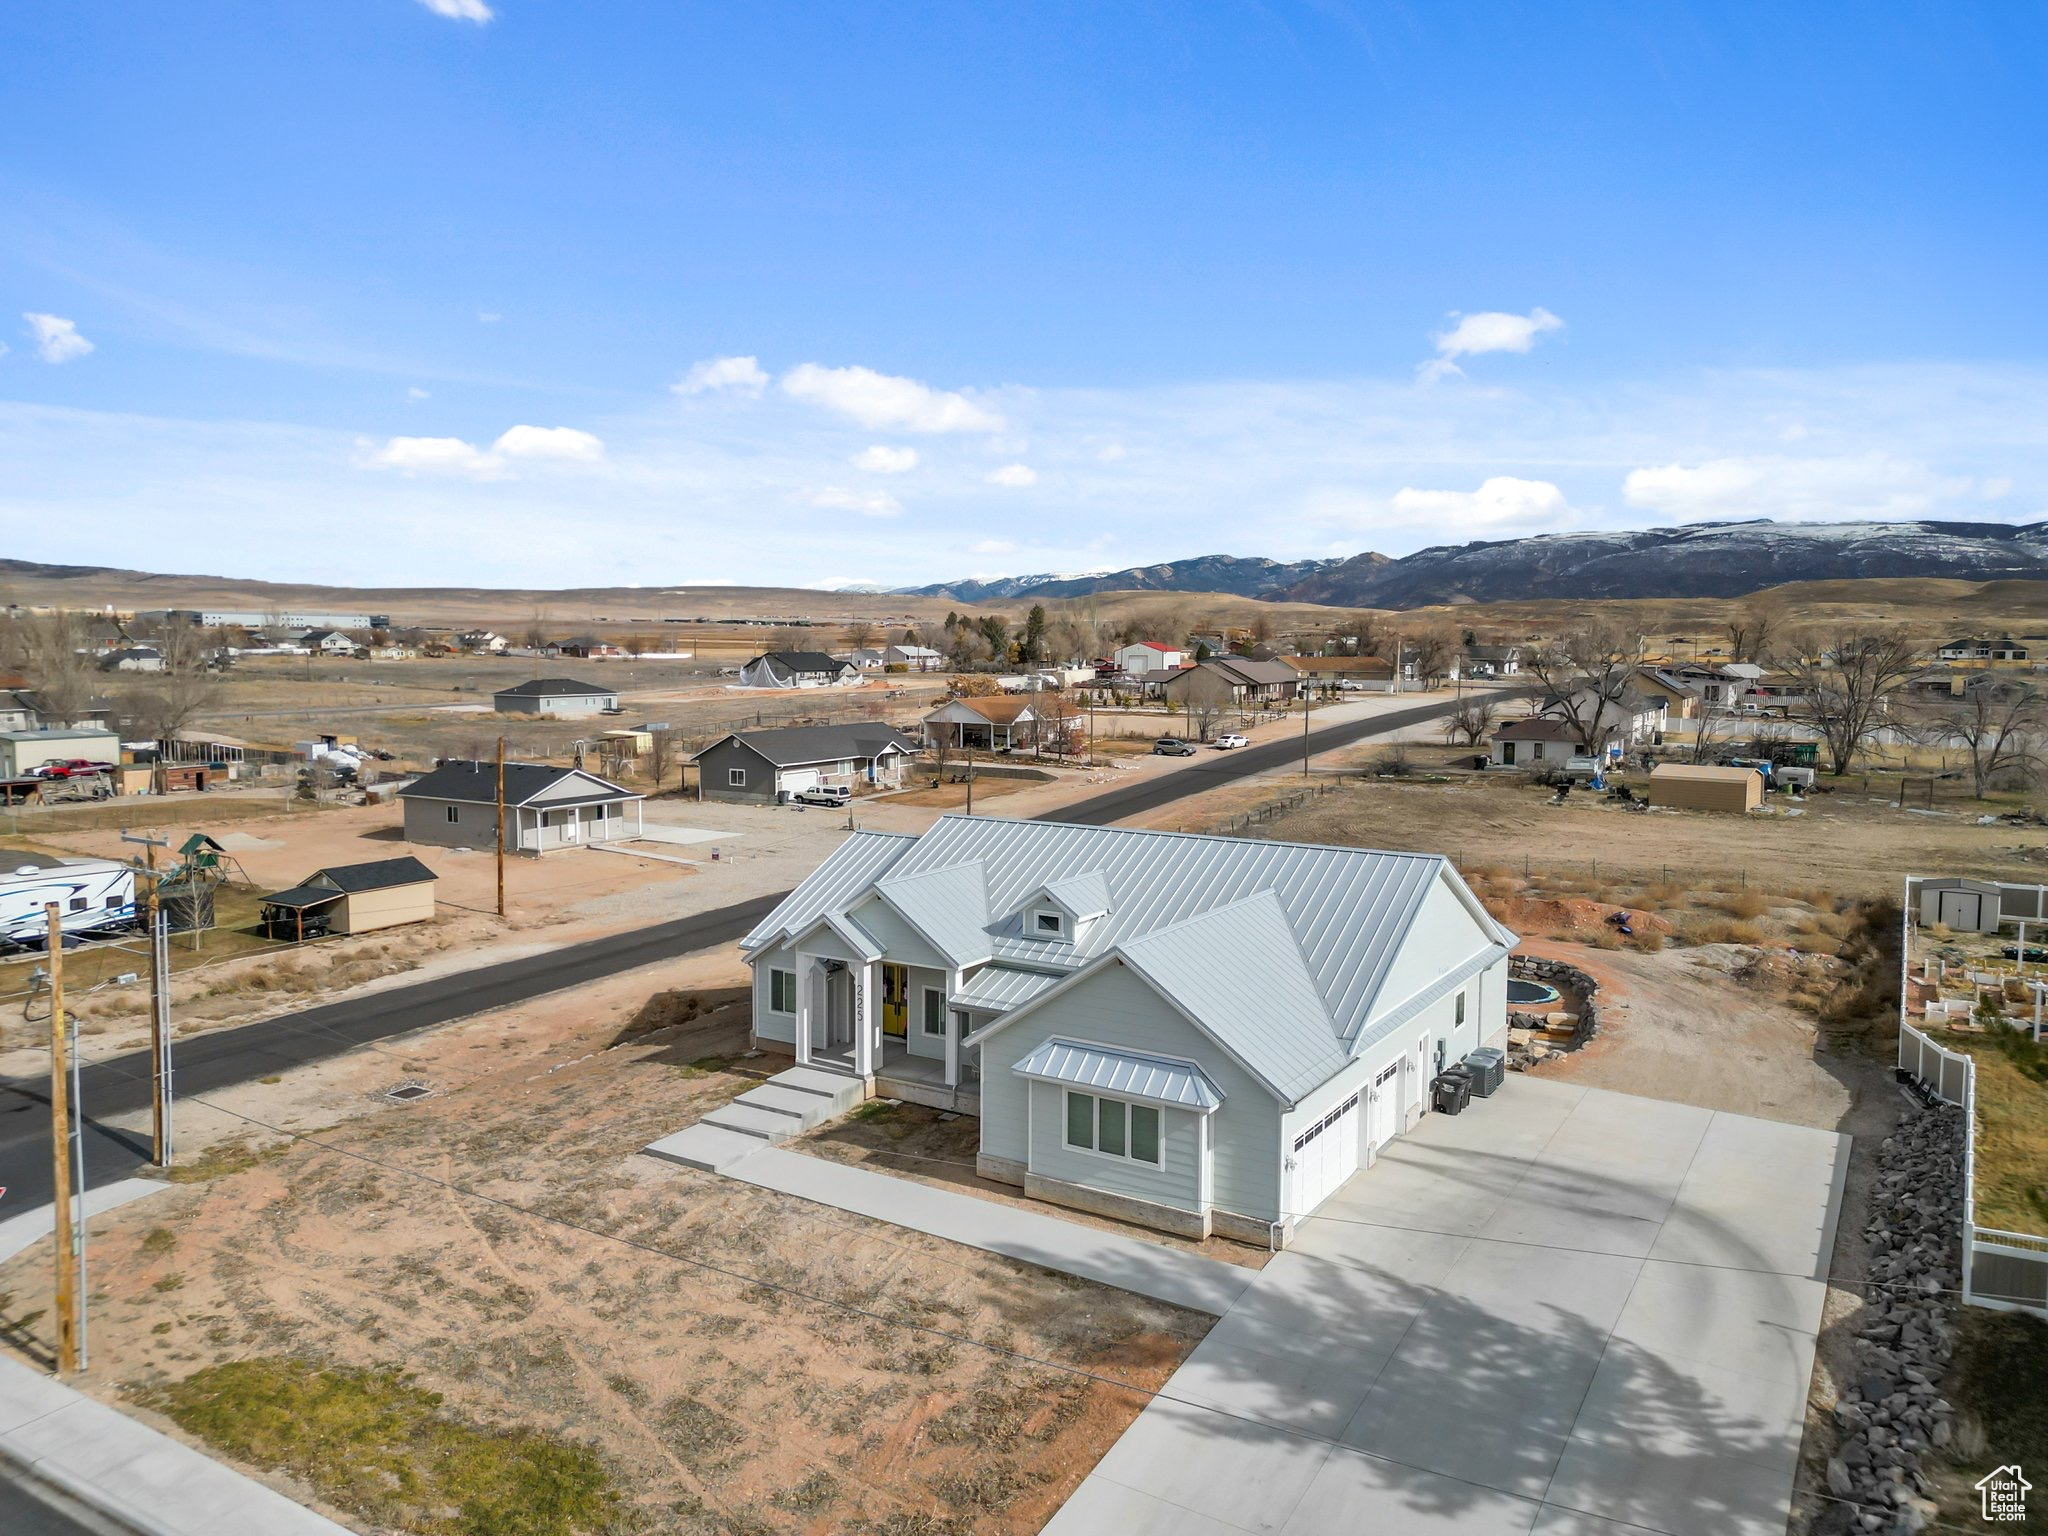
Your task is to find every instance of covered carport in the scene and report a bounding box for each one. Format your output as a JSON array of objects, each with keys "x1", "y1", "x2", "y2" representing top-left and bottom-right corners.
[{"x1": 1047, "y1": 1077, "x2": 1848, "y2": 1536}]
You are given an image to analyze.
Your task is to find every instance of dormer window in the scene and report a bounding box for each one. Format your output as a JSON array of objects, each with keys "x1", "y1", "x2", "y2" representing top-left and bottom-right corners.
[{"x1": 1034, "y1": 910, "x2": 1065, "y2": 938}]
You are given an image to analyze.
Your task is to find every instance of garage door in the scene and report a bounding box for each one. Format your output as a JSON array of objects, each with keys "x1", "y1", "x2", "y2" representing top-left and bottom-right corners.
[
  {"x1": 1937, "y1": 889, "x2": 1982, "y2": 930},
  {"x1": 1288, "y1": 1090, "x2": 1361, "y2": 1220},
  {"x1": 779, "y1": 768, "x2": 821, "y2": 796}
]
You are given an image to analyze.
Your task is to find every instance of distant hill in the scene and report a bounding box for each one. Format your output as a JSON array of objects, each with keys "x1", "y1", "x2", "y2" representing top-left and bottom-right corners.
[
  {"x1": 901, "y1": 554, "x2": 1351, "y2": 604},
  {"x1": 909, "y1": 520, "x2": 2048, "y2": 610}
]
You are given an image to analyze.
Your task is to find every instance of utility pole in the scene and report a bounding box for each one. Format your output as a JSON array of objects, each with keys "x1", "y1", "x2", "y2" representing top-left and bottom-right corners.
[
  {"x1": 495, "y1": 737, "x2": 507, "y2": 919},
  {"x1": 964, "y1": 745, "x2": 974, "y2": 815},
  {"x1": 120, "y1": 830, "x2": 174, "y2": 1166},
  {"x1": 1302, "y1": 696, "x2": 1311, "y2": 777},
  {"x1": 46, "y1": 903, "x2": 79, "y2": 1375}
]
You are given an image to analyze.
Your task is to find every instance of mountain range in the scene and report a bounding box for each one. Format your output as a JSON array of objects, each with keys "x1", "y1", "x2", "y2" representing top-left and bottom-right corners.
[{"x1": 905, "y1": 519, "x2": 2048, "y2": 609}]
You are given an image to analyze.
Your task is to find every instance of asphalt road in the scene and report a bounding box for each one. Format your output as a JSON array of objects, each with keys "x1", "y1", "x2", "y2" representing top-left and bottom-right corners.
[
  {"x1": 0, "y1": 1471, "x2": 113, "y2": 1536},
  {"x1": 0, "y1": 691, "x2": 1474, "y2": 1217}
]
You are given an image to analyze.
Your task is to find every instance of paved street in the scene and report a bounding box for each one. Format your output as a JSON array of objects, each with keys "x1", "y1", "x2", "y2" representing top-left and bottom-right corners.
[{"x1": 1046, "y1": 1078, "x2": 1849, "y2": 1536}]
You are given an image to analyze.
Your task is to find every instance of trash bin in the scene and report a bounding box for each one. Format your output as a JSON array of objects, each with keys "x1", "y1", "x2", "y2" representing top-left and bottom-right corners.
[
  {"x1": 1431, "y1": 1069, "x2": 1471, "y2": 1116},
  {"x1": 1464, "y1": 1047, "x2": 1506, "y2": 1098}
]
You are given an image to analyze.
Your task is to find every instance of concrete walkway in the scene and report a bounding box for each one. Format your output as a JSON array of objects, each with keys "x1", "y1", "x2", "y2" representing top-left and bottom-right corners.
[
  {"x1": 0, "y1": 1357, "x2": 351, "y2": 1536},
  {"x1": 727, "y1": 1147, "x2": 1256, "y2": 1316},
  {"x1": 0, "y1": 1181, "x2": 168, "y2": 1266},
  {"x1": 1045, "y1": 1078, "x2": 1850, "y2": 1536}
]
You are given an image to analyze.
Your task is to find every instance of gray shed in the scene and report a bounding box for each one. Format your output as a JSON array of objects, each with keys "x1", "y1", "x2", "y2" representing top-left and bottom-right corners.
[{"x1": 1917, "y1": 877, "x2": 2004, "y2": 933}]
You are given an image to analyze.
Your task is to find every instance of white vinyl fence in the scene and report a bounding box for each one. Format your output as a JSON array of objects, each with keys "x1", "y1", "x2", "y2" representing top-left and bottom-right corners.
[{"x1": 1897, "y1": 1018, "x2": 2048, "y2": 1314}]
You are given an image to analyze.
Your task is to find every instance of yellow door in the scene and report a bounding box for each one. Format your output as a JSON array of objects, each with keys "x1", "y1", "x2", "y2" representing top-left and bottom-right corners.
[{"x1": 881, "y1": 964, "x2": 909, "y2": 1037}]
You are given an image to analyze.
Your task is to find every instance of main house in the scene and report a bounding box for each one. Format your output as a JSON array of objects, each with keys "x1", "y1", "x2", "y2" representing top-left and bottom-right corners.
[
  {"x1": 492, "y1": 677, "x2": 620, "y2": 717},
  {"x1": 740, "y1": 816, "x2": 1514, "y2": 1245},
  {"x1": 737, "y1": 651, "x2": 862, "y2": 689},
  {"x1": 398, "y1": 759, "x2": 642, "y2": 852},
  {"x1": 691, "y1": 723, "x2": 920, "y2": 803}
]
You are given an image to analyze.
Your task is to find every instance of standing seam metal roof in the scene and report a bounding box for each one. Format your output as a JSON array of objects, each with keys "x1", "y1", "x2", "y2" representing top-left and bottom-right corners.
[
  {"x1": 1012, "y1": 1038, "x2": 1224, "y2": 1111},
  {"x1": 739, "y1": 831, "x2": 918, "y2": 951}
]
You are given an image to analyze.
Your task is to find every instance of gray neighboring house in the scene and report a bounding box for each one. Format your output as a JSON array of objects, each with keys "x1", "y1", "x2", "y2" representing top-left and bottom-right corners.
[
  {"x1": 736, "y1": 651, "x2": 862, "y2": 689},
  {"x1": 741, "y1": 815, "x2": 1515, "y2": 1245},
  {"x1": 492, "y1": 677, "x2": 620, "y2": 717},
  {"x1": 397, "y1": 759, "x2": 642, "y2": 853},
  {"x1": 692, "y1": 723, "x2": 920, "y2": 804}
]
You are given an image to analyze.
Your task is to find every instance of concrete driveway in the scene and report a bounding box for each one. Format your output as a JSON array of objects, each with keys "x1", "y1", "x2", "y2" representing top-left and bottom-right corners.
[{"x1": 1045, "y1": 1077, "x2": 1848, "y2": 1536}]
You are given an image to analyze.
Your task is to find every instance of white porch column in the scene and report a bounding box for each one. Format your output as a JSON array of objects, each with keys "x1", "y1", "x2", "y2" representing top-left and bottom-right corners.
[
  {"x1": 943, "y1": 967, "x2": 963, "y2": 1087},
  {"x1": 794, "y1": 956, "x2": 813, "y2": 1067},
  {"x1": 854, "y1": 961, "x2": 876, "y2": 1078}
]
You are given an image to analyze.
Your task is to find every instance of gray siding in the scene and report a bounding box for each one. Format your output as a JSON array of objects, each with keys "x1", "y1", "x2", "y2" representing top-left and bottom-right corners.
[
  {"x1": 750, "y1": 942, "x2": 798, "y2": 1045},
  {"x1": 978, "y1": 961, "x2": 1282, "y2": 1223},
  {"x1": 494, "y1": 692, "x2": 614, "y2": 717},
  {"x1": 696, "y1": 739, "x2": 778, "y2": 803},
  {"x1": 402, "y1": 795, "x2": 504, "y2": 851},
  {"x1": 1026, "y1": 1078, "x2": 1202, "y2": 1213}
]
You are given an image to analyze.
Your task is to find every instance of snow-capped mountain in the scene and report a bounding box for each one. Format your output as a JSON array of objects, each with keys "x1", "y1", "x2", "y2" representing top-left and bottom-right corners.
[{"x1": 904, "y1": 520, "x2": 2048, "y2": 609}]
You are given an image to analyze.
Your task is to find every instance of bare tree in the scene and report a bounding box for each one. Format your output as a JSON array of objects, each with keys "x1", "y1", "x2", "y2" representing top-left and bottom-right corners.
[
  {"x1": 1724, "y1": 600, "x2": 1781, "y2": 665},
  {"x1": 123, "y1": 620, "x2": 221, "y2": 763},
  {"x1": 620, "y1": 632, "x2": 649, "y2": 659},
  {"x1": 1443, "y1": 693, "x2": 1499, "y2": 746},
  {"x1": 845, "y1": 618, "x2": 879, "y2": 652},
  {"x1": 1188, "y1": 699, "x2": 1221, "y2": 743},
  {"x1": 1686, "y1": 704, "x2": 1737, "y2": 764},
  {"x1": 767, "y1": 624, "x2": 813, "y2": 651},
  {"x1": 1930, "y1": 680, "x2": 2045, "y2": 798},
  {"x1": 1407, "y1": 624, "x2": 1456, "y2": 688},
  {"x1": 1524, "y1": 619, "x2": 1648, "y2": 756},
  {"x1": 644, "y1": 729, "x2": 678, "y2": 792},
  {"x1": 1774, "y1": 626, "x2": 1922, "y2": 776},
  {"x1": 522, "y1": 608, "x2": 550, "y2": 650},
  {"x1": 11, "y1": 611, "x2": 100, "y2": 726}
]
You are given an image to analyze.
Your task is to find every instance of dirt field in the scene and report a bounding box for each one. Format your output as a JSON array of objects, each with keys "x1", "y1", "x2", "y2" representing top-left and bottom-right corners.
[{"x1": 0, "y1": 953, "x2": 1206, "y2": 1536}]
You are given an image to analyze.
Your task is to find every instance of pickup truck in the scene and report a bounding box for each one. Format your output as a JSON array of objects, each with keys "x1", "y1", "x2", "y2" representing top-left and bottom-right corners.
[{"x1": 31, "y1": 760, "x2": 118, "y2": 780}]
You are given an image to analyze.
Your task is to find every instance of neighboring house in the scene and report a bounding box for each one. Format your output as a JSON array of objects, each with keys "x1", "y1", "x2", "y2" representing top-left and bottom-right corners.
[
  {"x1": 0, "y1": 728, "x2": 122, "y2": 780},
  {"x1": 1458, "y1": 644, "x2": 1522, "y2": 679},
  {"x1": 259, "y1": 856, "x2": 438, "y2": 940},
  {"x1": 923, "y1": 695, "x2": 1038, "y2": 751},
  {"x1": 692, "y1": 724, "x2": 920, "y2": 804},
  {"x1": 886, "y1": 643, "x2": 944, "y2": 671},
  {"x1": 842, "y1": 648, "x2": 888, "y2": 670},
  {"x1": 1626, "y1": 667, "x2": 1702, "y2": 722},
  {"x1": 1161, "y1": 656, "x2": 1300, "y2": 711},
  {"x1": 398, "y1": 759, "x2": 643, "y2": 853},
  {"x1": 300, "y1": 630, "x2": 360, "y2": 656},
  {"x1": 1489, "y1": 715, "x2": 1615, "y2": 767},
  {"x1": 1939, "y1": 636, "x2": 2029, "y2": 663},
  {"x1": 1282, "y1": 654, "x2": 1397, "y2": 690},
  {"x1": 558, "y1": 635, "x2": 625, "y2": 659},
  {"x1": 737, "y1": 651, "x2": 863, "y2": 689},
  {"x1": 1111, "y1": 641, "x2": 1186, "y2": 678},
  {"x1": 491, "y1": 677, "x2": 620, "y2": 717},
  {"x1": 457, "y1": 629, "x2": 508, "y2": 653},
  {"x1": 1539, "y1": 685, "x2": 1667, "y2": 746},
  {"x1": 97, "y1": 646, "x2": 165, "y2": 674},
  {"x1": 741, "y1": 814, "x2": 1515, "y2": 1244},
  {"x1": 0, "y1": 691, "x2": 39, "y2": 732}
]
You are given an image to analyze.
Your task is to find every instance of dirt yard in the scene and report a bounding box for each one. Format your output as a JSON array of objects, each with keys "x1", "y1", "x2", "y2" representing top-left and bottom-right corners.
[{"x1": 0, "y1": 952, "x2": 1206, "y2": 1536}]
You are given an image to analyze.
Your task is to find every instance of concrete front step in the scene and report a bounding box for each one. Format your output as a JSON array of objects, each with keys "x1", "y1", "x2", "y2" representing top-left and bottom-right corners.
[
  {"x1": 701, "y1": 1103, "x2": 810, "y2": 1141},
  {"x1": 734, "y1": 1084, "x2": 838, "y2": 1125},
  {"x1": 770, "y1": 1065, "x2": 867, "y2": 1114},
  {"x1": 643, "y1": 1124, "x2": 765, "y2": 1174}
]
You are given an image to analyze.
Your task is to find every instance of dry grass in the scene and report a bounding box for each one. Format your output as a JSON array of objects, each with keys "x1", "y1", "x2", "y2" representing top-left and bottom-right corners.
[{"x1": 1933, "y1": 1023, "x2": 2048, "y2": 1235}]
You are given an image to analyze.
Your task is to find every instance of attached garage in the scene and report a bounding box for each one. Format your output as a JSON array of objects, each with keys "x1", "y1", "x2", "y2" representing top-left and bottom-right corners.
[
  {"x1": 1646, "y1": 763, "x2": 1764, "y2": 813},
  {"x1": 1288, "y1": 1088, "x2": 1362, "y2": 1219}
]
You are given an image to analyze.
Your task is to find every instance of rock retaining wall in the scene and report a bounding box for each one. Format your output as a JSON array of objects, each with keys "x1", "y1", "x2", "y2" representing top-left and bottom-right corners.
[
  {"x1": 1815, "y1": 1099, "x2": 1963, "y2": 1535},
  {"x1": 1506, "y1": 955, "x2": 1601, "y2": 1069}
]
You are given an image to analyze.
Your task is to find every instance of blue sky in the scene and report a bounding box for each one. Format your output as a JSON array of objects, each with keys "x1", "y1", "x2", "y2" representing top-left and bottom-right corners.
[{"x1": 3, "y1": 1, "x2": 2046, "y2": 589}]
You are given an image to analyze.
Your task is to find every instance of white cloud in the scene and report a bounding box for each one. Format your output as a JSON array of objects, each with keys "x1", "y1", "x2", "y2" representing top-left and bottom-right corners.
[
  {"x1": 24, "y1": 313, "x2": 93, "y2": 364},
  {"x1": 477, "y1": 310, "x2": 502, "y2": 324},
  {"x1": 804, "y1": 485, "x2": 903, "y2": 518},
  {"x1": 1389, "y1": 476, "x2": 1568, "y2": 527},
  {"x1": 971, "y1": 538, "x2": 1016, "y2": 554},
  {"x1": 1622, "y1": 454, "x2": 1969, "y2": 522},
  {"x1": 492, "y1": 424, "x2": 605, "y2": 462},
  {"x1": 417, "y1": 0, "x2": 493, "y2": 22},
  {"x1": 851, "y1": 444, "x2": 918, "y2": 474},
  {"x1": 407, "y1": 387, "x2": 430, "y2": 401},
  {"x1": 1983, "y1": 476, "x2": 2013, "y2": 500},
  {"x1": 1096, "y1": 441, "x2": 1127, "y2": 462},
  {"x1": 673, "y1": 355, "x2": 769, "y2": 397},
  {"x1": 781, "y1": 362, "x2": 1004, "y2": 433},
  {"x1": 362, "y1": 435, "x2": 500, "y2": 478},
  {"x1": 985, "y1": 463, "x2": 1038, "y2": 487},
  {"x1": 1421, "y1": 307, "x2": 1562, "y2": 381}
]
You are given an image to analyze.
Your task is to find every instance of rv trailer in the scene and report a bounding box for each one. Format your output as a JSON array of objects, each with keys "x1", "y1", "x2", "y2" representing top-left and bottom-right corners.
[{"x1": 0, "y1": 856, "x2": 138, "y2": 948}]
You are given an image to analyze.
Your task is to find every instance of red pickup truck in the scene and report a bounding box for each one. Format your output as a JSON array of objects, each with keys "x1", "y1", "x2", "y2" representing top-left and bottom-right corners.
[{"x1": 31, "y1": 759, "x2": 117, "y2": 779}]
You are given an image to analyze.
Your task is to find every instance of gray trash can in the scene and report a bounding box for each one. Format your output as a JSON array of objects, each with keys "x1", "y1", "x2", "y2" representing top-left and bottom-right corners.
[{"x1": 1431, "y1": 1069, "x2": 1471, "y2": 1115}]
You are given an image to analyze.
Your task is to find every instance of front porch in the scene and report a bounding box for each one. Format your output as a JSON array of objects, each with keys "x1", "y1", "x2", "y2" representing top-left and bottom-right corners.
[
  {"x1": 790, "y1": 942, "x2": 978, "y2": 1108},
  {"x1": 811, "y1": 1037, "x2": 981, "y2": 1113}
]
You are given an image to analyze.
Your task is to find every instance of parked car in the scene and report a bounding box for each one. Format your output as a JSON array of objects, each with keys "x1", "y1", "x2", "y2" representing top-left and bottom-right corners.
[
  {"x1": 1213, "y1": 733, "x2": 1250, "y2": 750},
  {"x1": 1152, "y1": 737, "x2": 1196, "y2": 756},
  {"x1": 794, "y1": 785, "x2": 852, "y2": 807},
  {"x1": 31, "y1": 759, "x2": 117, "y2": 780}
]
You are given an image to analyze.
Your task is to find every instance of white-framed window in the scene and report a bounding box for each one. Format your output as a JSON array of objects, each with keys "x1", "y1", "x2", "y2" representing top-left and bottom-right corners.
[
  {"x1": 1034, "y1": 909, "x2": 1064, "y2": 938},
  {"x1": 1455, "y1": 990, "x2": 1467, "y2": 1027},
  {"x1": 922, "y1": 987, "x2": 946, "y2": 1035},
  {"x1": 445, "y1": 805, "x2": 459, "y2": 823},
  {"x1": 729, "y1": 767, "x2": 746, "y2": 787},
  {"x1": 769, "y1": 969, "x2": 796, "y2": 1013},
  {"x1": 1064, "y1": 1090, "x2": 1162, "y2": 1166}
]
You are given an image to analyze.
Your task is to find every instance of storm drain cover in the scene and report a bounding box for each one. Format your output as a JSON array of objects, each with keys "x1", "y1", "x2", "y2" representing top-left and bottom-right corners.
[{"x1": 385, "y1": 1083, "x2": 433, "y2": 1102}]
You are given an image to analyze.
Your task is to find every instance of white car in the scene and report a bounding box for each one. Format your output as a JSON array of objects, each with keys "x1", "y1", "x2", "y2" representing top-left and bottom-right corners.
[
  {"x1": 793, "y1": 785, "x2": 852, "y2": 808},
  {"x1": 1213, "y1": 733, "x2": 1250, "y2": 749}
]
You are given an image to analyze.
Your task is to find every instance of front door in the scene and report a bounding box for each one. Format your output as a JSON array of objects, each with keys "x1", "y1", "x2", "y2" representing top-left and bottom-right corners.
[
  {"x1": 881, "y1": 963, "x2": 909, "y2": 1037},
  {"x1": 1500, "y1": 741, "x2": 1516, "y2": 766},
  {"x1": 1367, "y1": 1060, "x2": 1401, "y2": 1151}
]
